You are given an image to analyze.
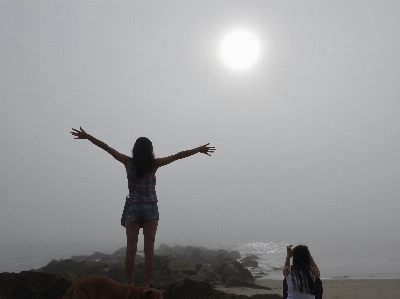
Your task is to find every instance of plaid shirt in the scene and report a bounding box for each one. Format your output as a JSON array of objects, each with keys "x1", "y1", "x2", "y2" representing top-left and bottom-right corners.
[{"x1": 125, "y1": 159, "x2": 157, "y2": 202}]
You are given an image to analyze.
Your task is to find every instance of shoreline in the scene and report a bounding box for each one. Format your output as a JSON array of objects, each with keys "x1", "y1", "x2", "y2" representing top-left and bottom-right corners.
[{"x1": 216, "y1": 278, "x2": 400, "y2": 299}]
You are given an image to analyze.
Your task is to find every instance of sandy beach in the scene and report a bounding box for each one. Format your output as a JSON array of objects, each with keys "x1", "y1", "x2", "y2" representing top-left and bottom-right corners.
[{"x1": 216, "y1": 279, "x2": 400, "y2": 299}]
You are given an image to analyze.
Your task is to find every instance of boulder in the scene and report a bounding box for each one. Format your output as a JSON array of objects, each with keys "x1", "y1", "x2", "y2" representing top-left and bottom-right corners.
[
  {"x1": 225, "y1": 275, "x2": 251, "y2": 287},
  {"x1": 240, "y1": 256, "x2": 259, "y2": 268},
  {"x1": 157, "y1": 244, "x2": 174, "y2": 255},
  {"x1": 168, "y1": 258, "x2": 197, "y2": 275},
  {"x1": 154, "y1": 254, "x2": 179, "y2": 274},
  {"x1": 241, "y1": 260, "x2": 258, "y2": 268},
  {"x1": 220, "y1": 264, "x2": 241, "y2": 281},
  {"x1": 218, "y1": 261, "x2": 256, "y2": 287},
  {"x1": 189, "y1": 247, "x2": 203, "y2": 263},
  {"x1": 211, "y1": 250, "x2": 241, "y2": 267},
  {"x1": 191, "y1": 266, "x2": 221, "y2": 283},
  {"x1": 231, "y1": 261, "x2": 254, "y2": 283},
  {"x1": 229, "y1": 251, "x2": 241, "y2": 260}
]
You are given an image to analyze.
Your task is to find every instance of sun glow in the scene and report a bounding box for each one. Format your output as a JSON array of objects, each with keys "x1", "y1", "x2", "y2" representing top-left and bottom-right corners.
[{"x1": 220, "y1": 29, "x2": 261, "y2": 71}]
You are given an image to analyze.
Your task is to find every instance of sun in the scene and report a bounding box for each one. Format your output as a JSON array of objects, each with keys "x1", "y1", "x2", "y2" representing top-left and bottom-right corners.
[{"x1": 220, "y1": 29, "x2": 261, "y2": 71}]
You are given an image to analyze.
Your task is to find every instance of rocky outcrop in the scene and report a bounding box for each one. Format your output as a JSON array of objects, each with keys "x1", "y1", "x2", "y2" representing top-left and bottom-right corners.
[
  {"x1": 14, "y1": 244, "x2": 266, "y2": 289},
  {"x1": 0, "y1": 273, "x2": 282, "y2": 299},
  {"x1": 0, "y1": 271, "x2": 71, "y2": 299}
]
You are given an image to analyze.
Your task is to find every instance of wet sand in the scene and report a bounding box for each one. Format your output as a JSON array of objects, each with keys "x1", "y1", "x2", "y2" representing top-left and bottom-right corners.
[{"x1": 216, "y1": 278, "x2": 400, "y2": 299}]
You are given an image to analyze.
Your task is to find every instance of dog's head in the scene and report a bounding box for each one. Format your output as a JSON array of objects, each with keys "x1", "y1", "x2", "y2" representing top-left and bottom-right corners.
[{"x1": 140, "y1": 288, "x2": 167, "y2": 299}]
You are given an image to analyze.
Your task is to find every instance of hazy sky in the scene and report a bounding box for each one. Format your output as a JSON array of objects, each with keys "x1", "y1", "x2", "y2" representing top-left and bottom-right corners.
[{"x1": 1, "y1": 1, "x2": 399, "y2": 253}]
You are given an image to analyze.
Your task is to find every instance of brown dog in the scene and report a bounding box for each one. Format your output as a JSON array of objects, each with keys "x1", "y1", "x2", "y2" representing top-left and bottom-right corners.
[{"x1": 60, "y1": 274, "x2": 166, "y2": 299}]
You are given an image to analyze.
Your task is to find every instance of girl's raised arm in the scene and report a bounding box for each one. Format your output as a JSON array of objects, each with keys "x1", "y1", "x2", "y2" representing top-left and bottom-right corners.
[
  {"x1": 155, "y1": 143, "x2": 215, "y2": 170},
  {"x1": 71, "y1": 127, "x2": 130, "y2": 165}
]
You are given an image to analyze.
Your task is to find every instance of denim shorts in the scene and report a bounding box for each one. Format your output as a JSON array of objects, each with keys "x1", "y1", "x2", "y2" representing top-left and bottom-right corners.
[{"x1": 125, "y1": 201, "x2": 159, "y2": 223}]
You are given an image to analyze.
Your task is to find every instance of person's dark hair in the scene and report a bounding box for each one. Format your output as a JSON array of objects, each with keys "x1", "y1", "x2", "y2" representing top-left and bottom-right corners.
[
  {"x1": 290, "y1": 245, "x2": 315, "y2": 294},
  {"x1": 131, "y1": 137, "x2": 155, "y2": 178}
]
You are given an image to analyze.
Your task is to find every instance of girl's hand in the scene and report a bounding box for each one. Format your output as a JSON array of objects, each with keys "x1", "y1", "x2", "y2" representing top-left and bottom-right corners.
[
  {"x1": 286, "y1": 245, "x2": 294, "y2": 258},
  {"x1": 71, "y1": 127, "x2": 89, "y2": 139},
  {"x1": 198, "y1": 143, "x2": 216, "y2": 156}
]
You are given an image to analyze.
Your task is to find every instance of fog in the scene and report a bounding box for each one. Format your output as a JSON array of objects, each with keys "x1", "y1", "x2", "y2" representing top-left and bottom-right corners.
[{"x1": 1, "y1": 1, "x2": 399, "y2": 255}]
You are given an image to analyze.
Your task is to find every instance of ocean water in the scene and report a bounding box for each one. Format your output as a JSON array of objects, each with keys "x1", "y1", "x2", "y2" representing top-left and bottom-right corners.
[
  {"x1": 1, "y1": 240, "x2": 399, "y2": 279},
  {"x1": 226, "y1": 240, "x2": 400, "y2": 279}
]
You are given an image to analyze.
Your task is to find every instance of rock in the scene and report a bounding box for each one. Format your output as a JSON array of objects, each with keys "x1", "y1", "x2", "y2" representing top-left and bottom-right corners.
[
  {"x1": 111, "y1": 247, "x2": 126, "y2": 257},
  {"x1": 195, "y1": 266, "x2": 221, "y2": 282},
  {"x1": 211, "y1": 250, "x2": 241, "y2": 267},
  {"x1": 241, "y1": 260, "x2": 258, "y2": 268},
  {"x1": 132, "y1": 262, "x2": 145, "y2": 285},
  {"x1": 221, "y1": 264, "x2": 241, "y2": 281},
  {"x1": 197, "y1": 267, "x2": 221, "y2": 282},
  {"x1": 151, "y1": 271, "x2": 178, "y2": 286},
  {"x1": 168, "y1": 258, "x2": 197, "y2": 275},
  {"x1": 170, "y1": 272, "x2": 190, "y2": 281},
  {"x1": 225, "y1": 275, "x2": 250, "y2": 287},
  {"x1": 189, "y1": 247, "x2": 203, "y2": 264},
  {"x1": 0, "y1": 271, "x2": 71, "y2": 299},
  {"x1": 103, "y1": 264, "x2": 126, "y2": 283},
  {"x1": 229, "y1": 251, "x2": 241, "y2": 260},
  {"x1": 240, "y1": 256, "x2": 259, "y2": 268},
  {"x1": 218, "y1": 261, "x2": 254, "y2": 283},
  {"x1": 157, "y1": 244, "x2": 174, "y2": 255},
  {"x1": 154, "y1": 254, "x2": 179, "y2": 274},
  {"x1": 61, "y1": 272, "x2": 79, "y2": 282},
  {"x1": 218, "y1": 261, "x2": 257, "y2": 288},
  {"x1": 231, "y1": 261, "x2": 254, "y2": 283}
]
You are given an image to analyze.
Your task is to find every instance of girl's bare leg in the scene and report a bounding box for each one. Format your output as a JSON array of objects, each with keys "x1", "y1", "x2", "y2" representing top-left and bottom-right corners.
[
  {"x1": 125, "y1": 221, "x2": 141, "y2": 285},
  {"x1": 142, "y1": 220, "x2": 158, "y2": 287}
]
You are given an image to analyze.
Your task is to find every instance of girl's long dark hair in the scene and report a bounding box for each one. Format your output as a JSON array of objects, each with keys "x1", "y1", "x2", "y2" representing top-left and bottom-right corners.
[
  {"x1": 290, "y1": 245, "x2": 315, "y2": 294},
  {"x1": 131, "y1": 137, "x2": 155, "y2": 178}
]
